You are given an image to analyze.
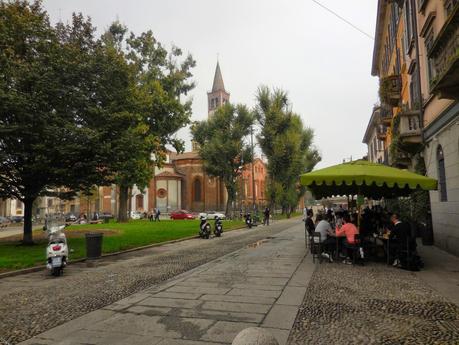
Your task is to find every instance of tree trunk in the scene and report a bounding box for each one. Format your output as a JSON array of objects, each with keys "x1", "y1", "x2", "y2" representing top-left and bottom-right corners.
[
  {"x1": 118, "y1": 185, "x2": 129, "y2": 222},
  {"x1": 23, "y1": 197, "x2": 35, "y2": 245},
  {"x1": 224, "y1": 182, "x2": 234, "y2": 218},
  {"x1": 128, "y1": 187, "x2": 132, "y2": 220}
]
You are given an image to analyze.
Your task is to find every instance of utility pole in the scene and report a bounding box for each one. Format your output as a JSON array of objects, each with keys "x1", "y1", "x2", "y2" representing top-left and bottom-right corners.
[{"x1": 251, "y1": 125, "x2": 256, "y2": 211}]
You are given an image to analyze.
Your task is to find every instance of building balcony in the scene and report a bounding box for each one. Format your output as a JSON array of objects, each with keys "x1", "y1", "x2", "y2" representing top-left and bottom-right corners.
[
  {"x1": 428, "y1": 3, "x2": 459, "y2": 99},
  {"x1": 379, "y1": 75, "x2": 402, "y2": 107},
  {"x1": 398, "y1": 110, "x2": 422, "y2": 144},
  {"x1": 379, "y1": 107, "x2": 393, "y2": 125}
]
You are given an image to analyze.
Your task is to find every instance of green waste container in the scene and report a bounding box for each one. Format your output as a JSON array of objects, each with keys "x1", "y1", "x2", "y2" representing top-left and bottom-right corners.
[{"x1": 85, "y1": 232, "x2": 103, "y2": 259}]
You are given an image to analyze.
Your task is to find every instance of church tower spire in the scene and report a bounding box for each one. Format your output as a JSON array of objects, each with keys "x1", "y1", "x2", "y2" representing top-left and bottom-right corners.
[{"x1": 207, "y1": 61, "x2": 230, "y2": 117}]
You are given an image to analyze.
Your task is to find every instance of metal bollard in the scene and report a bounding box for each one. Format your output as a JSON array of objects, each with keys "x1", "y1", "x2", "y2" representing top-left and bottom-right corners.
[{"x1": 232, "y1": 327, "x2": 279, "y2": 345}]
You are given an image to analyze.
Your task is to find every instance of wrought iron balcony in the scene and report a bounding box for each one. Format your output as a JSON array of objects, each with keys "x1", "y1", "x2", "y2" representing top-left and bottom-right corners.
[
  {"x1": 428, "y1": 3, "x2": 459, "y2": 99},
  {"x1": 398, "y1": 110, "x2": 422, "y2": 144},
  {"x1": 379, "y1": 75, "x2": 402, "y2": 106}
]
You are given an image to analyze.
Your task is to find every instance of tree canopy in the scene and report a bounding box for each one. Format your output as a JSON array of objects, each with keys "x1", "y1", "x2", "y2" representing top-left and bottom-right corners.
[
  {"x1": 254, "y1": 86, "x2": 321, "y2": 215},
  {"x1": 0, "y1": 1, "x2": 195, "y2": 241},
  {"x1": 191, "y1": 103, "x2": 254, "y2": 215}
]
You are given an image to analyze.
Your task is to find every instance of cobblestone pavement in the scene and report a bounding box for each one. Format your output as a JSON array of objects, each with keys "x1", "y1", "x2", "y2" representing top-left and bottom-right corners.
[
  {"x1": 287, "y1": 261, "x2": 459, "y2": 345},
  {"x1": 17, "y1": 222, "x2": 311, "y2": 345},
  {"x1": 0, "y1": 219, "x2": 300, "y2": 345}
]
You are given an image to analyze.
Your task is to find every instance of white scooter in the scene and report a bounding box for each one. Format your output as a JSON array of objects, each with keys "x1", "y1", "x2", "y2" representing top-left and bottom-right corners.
[{"x1": 44, "y1": 219, "x2": 68, "y2": 276}]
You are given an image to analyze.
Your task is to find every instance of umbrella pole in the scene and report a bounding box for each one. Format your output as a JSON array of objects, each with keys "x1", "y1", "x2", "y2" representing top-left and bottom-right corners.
[{"x1": 357, "y1": 187, "x2": 361, "y2": 230}]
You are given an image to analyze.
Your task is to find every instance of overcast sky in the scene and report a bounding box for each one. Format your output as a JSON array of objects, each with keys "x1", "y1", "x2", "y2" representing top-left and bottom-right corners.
[{"x1": 43, "y1": 0, "x2": 378, "y2": 169}]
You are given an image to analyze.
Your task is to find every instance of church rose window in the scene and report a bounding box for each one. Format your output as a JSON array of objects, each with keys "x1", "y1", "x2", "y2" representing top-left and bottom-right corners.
[{"x1": 157, "y1": 188, "x2": 167, "y2": 199}]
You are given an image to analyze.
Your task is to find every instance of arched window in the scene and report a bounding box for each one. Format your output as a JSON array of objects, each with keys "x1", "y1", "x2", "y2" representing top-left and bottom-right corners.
[
  {"x1": 193, "y1": 178, "x2": 202, "y2": 202},
  {"x1": 437, "y1": 145, "x2": 447, "y2": 202}
]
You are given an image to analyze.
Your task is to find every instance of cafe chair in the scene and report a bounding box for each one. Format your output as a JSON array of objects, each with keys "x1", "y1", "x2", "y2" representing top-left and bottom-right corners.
[
  {"x1": 347, "y1": 234, "x2": 364, "y2": 266},
  {"x1": 310, "y1": 232, "x2": 322, "y2": 264}
]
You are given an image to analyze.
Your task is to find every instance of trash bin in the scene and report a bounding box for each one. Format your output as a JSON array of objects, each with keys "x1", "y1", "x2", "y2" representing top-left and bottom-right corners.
[
  {"x1": 85, "y1": 232, "x2": 103, "y2": 259},
  {"x1": 104, "y1": 216, "x2": 110, "y2": 224}
]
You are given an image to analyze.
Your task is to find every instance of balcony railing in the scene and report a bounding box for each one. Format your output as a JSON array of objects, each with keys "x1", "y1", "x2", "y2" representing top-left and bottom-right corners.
[
  {"x1": 379, "y1": 75, "x2": 402, "y2": 106},
  {"x1": 428, "y1": 3, "x2": 459, "y2": 99},
  {"x1": 398, "y1": 110, "x2": 422, "y2": 143},
  {"x1": 379, "y1": 107, "x2": 393, "y2": 125}
]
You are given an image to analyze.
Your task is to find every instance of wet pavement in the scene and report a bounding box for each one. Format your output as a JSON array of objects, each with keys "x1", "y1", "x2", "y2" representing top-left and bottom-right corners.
[
  {"x1": 0, "y1": 218, "x2": 300, "y2": 345},
  {"x1": 16, "y1": 222, "x2": 310, "y2": 345}
]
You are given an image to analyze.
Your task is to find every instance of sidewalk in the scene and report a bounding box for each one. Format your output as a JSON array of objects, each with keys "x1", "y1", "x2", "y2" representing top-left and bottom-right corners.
[
  {"x1": 19, "y1": 222, "x2": 312, "y2": 345},
  {"x1": 416, "y1": 243, "x2": 459, "y2": 306}
]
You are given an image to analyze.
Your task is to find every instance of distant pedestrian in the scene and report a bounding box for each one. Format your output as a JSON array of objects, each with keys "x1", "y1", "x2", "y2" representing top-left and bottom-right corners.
[
  {"x1": 263, "y1": 207, "x2": 270, "y2": 226},
  {"x1": 155, "y1": 208, "x2": 161, "y2": 222},
  {"x1": 148, "y1": 210, "x2": 154, "y2": 222}
]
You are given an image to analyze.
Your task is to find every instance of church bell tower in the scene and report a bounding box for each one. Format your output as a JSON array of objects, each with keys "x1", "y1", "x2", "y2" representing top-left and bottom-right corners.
[{"x1": 207, "y1": 61, "x2": 230, "y2": 117}]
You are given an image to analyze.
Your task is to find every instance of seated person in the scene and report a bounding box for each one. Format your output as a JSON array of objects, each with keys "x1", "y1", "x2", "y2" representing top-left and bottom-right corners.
[
  {"x1": 335, "y1": 214, "x2": 359, "y2": 264},
  {"x1": 389, "y1": 213, "x2": 411, "y2": 267},
  {"x1": 314, "y1": 214, "x2": 335, "y2": 262}
]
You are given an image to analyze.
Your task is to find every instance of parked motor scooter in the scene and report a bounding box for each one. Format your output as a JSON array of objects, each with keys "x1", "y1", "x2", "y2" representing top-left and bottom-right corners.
[
  {"x1": 199, "y1": 216, "x2": 211, "y2": 239},
  {"x1": 245, "y1": 213, "x2": 253, "y2": 229},
  {"x1": 214, "y1": 216, "x2": 223, "y2": 237},
  {"x1": 44, "y1": 218, "x2": 68, "y2": 276}
]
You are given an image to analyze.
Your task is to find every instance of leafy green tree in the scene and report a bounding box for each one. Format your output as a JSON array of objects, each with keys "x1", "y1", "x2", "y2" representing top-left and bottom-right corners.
[
  {"x1": 105, "y1": 26, "x2": 195, "y2": 221},
  {"x1": 0, "y1": 2, "x2": 113, "y2": 243},
  {"x1": 255, "y1": 87, "x2": 320, "y2": 216},
  {"x1": 191, "y1": 103, "x2": 254, "y2": 215}
]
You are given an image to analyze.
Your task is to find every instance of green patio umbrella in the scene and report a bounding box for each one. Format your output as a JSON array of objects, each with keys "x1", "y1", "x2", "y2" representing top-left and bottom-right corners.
[{"x1": 300, "y1": 160, "x2": 437, "y2": 199}]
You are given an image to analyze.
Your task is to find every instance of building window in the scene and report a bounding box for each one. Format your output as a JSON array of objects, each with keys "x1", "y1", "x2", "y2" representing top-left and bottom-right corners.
[
  {"x1": 437, "y1": 145, "x2": 447, "y2": 202},
  {"x1": 136, "y1": 194, "x2": 144, "y2": 210},
  {"x1": 409, "y1": 64, "x2": 420, "y2": 108},
  {"x1": 424, "y1": 29, "x2": 436, "y2": 84},
  {"x1": 193, "y1": 178, "x2": 202, "y2": 202}
]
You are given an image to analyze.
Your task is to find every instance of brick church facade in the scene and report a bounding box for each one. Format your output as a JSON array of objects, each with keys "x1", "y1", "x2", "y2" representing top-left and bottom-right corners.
[{"x1": 78, "y1": 62, "x2": 267, "y2": 216}]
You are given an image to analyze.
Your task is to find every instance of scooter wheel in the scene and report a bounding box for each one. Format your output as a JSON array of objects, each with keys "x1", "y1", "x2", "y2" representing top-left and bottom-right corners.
[{"x1": 51, "y1": 267, "x2": 60, "y2": 276}]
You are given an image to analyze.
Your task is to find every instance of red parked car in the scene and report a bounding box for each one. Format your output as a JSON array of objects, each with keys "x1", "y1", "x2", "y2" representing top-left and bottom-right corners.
[{"x1": 170, "y1": 210, "x2": 195, "y2": 220}]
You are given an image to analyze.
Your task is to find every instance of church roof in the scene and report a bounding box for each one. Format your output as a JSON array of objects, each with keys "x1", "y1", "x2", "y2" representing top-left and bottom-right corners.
[
  {"x1": 155, "y1": 171, "x2": 184, "y2": 179},
  {"x1": 169, "y1": 151, "x2": 201, "y2": 161},
  {"x1": 211, "y1": 61, "x2": 225, "y2": 92}
]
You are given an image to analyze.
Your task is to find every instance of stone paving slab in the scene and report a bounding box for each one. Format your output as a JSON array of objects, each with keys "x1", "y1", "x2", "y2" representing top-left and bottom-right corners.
[
  {"x1": 18, "y1": 222, "x2": 310, "y2": 345},
  {"x1": 262, "y1": 305, "x2": 300, "y2": 330}
]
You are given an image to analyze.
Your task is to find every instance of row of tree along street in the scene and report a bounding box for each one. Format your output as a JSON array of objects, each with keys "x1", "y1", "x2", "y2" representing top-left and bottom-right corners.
[{"x1": 0, "y1": 1, "x2": 320, "y2": 245}]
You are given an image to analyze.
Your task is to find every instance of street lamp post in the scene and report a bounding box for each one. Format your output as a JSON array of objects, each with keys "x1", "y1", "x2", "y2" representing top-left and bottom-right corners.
[{"x1": 251, "y1": 125, "x2": 256, "y2": 211}]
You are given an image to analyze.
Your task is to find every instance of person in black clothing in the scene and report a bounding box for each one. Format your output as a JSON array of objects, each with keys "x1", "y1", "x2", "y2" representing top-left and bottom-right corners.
[
  {"x1": 263, "y1": 207, "x2": 270, "y2": 226},
  {"x1": 305, "y1": 209, "x2": 315, "y2": 236},
  {"x1": 389, "y1": 213, "x2": 411, "y2": 266}
]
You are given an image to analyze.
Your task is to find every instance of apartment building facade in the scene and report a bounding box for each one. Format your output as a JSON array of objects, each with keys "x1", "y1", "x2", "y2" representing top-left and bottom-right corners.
[
  {"x1": 416, "y1": 0, "x2": 459, "y2": 256},
  {"x1": 363, "y1": 106, "x2": 390, "y2": 164},
  {"x1": 370, "y1": 0, "x2": 459, "y2": 256}
]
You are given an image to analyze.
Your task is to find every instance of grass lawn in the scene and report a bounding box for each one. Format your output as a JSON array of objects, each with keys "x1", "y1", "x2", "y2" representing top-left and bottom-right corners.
[
  {"x1": 272, "y1": 211, "x2": 303, "y2": 220},
  {"x1": 0, "y1": 219, "x2": 244, "y2": 272}
]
